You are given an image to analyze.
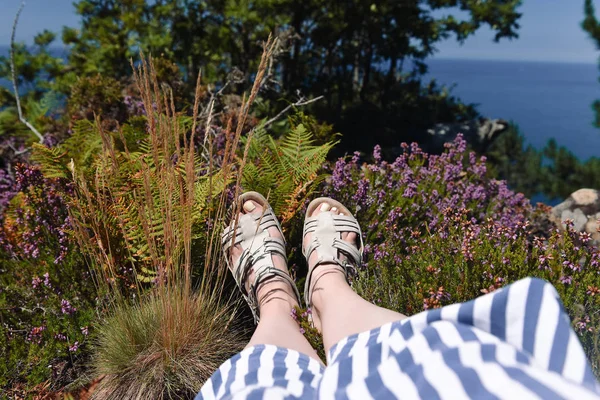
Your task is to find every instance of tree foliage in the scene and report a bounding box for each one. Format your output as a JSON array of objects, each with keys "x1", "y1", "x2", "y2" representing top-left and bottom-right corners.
[
  {"x1": 485, "y1": 124, "x2": 600, "y2": 201},
  {"x1": 0, "y1": 0, "x2": 523, "y2": 156},
  {"x1": 583, "y1": 0, "x2": 600, "y2": 127},
  {"x1": 58, "y1": 0, "x2": 522, "y2": 82}
]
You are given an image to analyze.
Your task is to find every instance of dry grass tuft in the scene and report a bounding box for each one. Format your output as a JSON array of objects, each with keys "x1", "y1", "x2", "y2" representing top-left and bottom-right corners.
[{"x1": 92, "y1": 290, "x2": 245, "y2": 399}]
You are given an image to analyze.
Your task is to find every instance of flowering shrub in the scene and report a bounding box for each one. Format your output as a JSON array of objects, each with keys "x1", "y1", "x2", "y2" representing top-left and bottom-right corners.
[
  {"x1": 292, "y1": 306, "x2": 325, "y2": 361},
  {"x1": 0, "y1": 164, "x2": 71, "y2": 263},
  {"x1": 0, "y1": 165, "x2": 97, "y2": 391},
  {"x1": 0, "y1": 255, "x2": 97, "y2": 391},
  {"x1": 323, "y1": 135, "x2": 600, "y2": 373}
]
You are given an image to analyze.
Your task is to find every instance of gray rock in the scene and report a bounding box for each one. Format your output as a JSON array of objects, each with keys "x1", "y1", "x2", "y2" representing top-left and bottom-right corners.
[
  {"x1": 572, "y1": 189, "x2": 599, "y2": 205},
  {"x1": 551, "y1": 189, "x2": 600, "y2": 243},
  {"x1": 559, "y1": 209, "x2": 588, "y2": 232},
  {"x1": 426, "y1": 118, "x2": 509, "y2": 153}
]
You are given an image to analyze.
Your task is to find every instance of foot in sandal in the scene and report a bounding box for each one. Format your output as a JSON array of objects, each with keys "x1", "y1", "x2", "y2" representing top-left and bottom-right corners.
[
  {"x1": 302, "y1": 197, "x2": 363, "y2": 330},
  {"x1": 222, "y1": 191, "x2": 301, "y2": 323}
]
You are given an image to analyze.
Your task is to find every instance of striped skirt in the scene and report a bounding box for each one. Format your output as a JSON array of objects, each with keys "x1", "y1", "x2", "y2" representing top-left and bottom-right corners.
[{"x1": 196, "y1": 278, "x2": 600, "y2": 399}]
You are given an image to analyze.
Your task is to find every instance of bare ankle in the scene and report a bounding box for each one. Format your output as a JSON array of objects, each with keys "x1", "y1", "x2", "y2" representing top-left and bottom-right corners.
[
  {"x1": 257, "y1": 282, "x2": 299, "y2": 312},
  {"x1": 307, "y1": 266, "x2": 347, "y2": 311}
]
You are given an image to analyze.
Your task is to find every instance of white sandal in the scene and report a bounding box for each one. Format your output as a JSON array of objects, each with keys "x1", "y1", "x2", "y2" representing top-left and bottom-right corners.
[
  {"x1": 222, "y1": 191, "x2": 301, "y2": 324},
  {"x1": 302, "y1": 197, "x2": 364, "y2": 308}
]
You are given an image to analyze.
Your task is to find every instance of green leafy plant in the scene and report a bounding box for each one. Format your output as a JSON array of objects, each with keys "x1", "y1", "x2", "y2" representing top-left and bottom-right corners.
[
  {"x1": 19, "y1": 37, "x2": 338, "y2": 398},
  {"x1": 242, "y1": 121, "x2": 337, "y2": 225}
]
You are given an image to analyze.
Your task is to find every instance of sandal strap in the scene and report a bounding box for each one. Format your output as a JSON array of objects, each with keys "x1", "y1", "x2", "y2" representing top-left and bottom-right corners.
[
  {"x1": 222, "y1": 212, "x2": 281, "y2": 251},
  {"x1": 303, "y1": 214, "x2": 361, "y2": 237},
  {"x1": 222, "y1": 200, "x2": 300, "y2": 324},
  {"x1": 302, "y1": 208, "x2": 364, "y2": 307},
  {"x1": 248, "y1": 267, "x2": 301, "y2": 322}
]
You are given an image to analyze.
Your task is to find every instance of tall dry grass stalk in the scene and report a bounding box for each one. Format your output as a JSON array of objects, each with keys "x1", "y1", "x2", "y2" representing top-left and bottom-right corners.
[{"x1": 66, "y1": 36, "x2": 278, "y2": 399}]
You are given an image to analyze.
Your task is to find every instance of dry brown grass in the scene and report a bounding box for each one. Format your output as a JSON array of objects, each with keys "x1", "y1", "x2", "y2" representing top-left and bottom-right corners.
[
  {"x1": 91, "y1": 290, "x2": 243, "y2": 399},
  {"x1": 64, "y1": 36, "x2": 279, "y2": 399}
]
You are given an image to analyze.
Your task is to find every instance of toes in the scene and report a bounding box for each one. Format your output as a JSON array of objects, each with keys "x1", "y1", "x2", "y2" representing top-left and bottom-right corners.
[
  {"x1": 311, "y1": 201, "x2": 350, "y2": 240},
  {"x1": 243, "y1": 200, "x2": 256, "y2": 213},
  {"x1": 343, "y1": 231, "x2": 356, "y2": 241},
  {"x1": 242, "y1": 200, "x2": 262, "y2": 215},
  {"x1": 319, "y1": 203, "x2": 331, "y2": 213},
  {"x1": 242, "y1": 199, "x2": 281, "y2": 243},
  {"x1": 314, "y1": 201, "x2": 342, "y2": 217}
]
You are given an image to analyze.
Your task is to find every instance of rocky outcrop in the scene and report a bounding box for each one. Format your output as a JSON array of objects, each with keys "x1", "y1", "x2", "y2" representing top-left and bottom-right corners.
[
  {"x1": 550, "y1": 188, "x2": 600, "y2": 243},
  {"x1": 426, "y1": 118, "x2": 509, "y2": 153}
]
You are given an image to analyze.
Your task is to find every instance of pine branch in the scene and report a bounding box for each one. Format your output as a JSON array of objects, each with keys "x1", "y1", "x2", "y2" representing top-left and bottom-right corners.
[
  {"x1": 583, "y1": 0, "x2": 600, "y2": 48},
  {"x1": 10, "y1": 1, "x2": 44, "y2": 143}
]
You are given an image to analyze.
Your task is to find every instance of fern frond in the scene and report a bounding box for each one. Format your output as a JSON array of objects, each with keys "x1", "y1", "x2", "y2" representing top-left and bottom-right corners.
[
  {"x1": 30, "y1": 143, "x2": 70, "y2": 179},
  {"x1": 241, "y1": 121, "x2": 336, "y2": 225},
  {"x1": 61, "y1": 120, "x2": 103, "y2": 171}
]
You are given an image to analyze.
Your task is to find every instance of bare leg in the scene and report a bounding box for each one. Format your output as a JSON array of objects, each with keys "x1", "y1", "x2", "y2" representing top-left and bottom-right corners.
[
  {"x1": 305, "y1": 202, "x2": 407, "y2": 355},
  {"x1": 231, "y1": 200, "x2": 322, "y2": 364}
]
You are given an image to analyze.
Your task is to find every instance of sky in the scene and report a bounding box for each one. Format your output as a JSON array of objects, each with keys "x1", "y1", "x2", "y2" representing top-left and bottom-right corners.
[{"x1": 0, "y1": 0, "x2": 599, "y2": 64}]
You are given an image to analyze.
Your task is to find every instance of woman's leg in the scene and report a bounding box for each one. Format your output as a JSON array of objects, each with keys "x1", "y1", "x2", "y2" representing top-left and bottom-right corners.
[
  {"x1": 232, "y1": 200, "x2": 322, "y2": 363},
  {"x1": 305, "y1": 202, "x2": 407, "y2": 354}
]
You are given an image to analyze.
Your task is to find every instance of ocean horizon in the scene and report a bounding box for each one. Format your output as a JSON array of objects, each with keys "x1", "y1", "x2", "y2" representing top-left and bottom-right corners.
[
  {"x1": 432, "y1": 56, "x2": 596, "y2": 66},
  {"x1": 2, "y1": 45, "x2": 599, "y2": 161}
]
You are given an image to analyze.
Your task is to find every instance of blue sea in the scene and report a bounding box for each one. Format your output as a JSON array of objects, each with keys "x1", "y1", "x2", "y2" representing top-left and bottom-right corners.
[{"x1": 425, "y1": 58, "x2": 600, "y2": 161}]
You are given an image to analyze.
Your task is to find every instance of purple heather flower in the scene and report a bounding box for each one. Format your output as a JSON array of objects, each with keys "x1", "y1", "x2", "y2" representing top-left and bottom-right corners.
[
  {"x1": 26, "y1": 326, "x2": 46, "y2": 344},
  {"x1": 352, "y1": 178, "x2": 370, "y2": 205},
  {"x1": 331, "y1": 158, "x2": 350, "y2": 192},
  {"x1": 563, "y1": 260, "x2": 580, "y2": 272},
  {"x1": 373, "y1": 245, "x2": 389, "y2": 261},
  {"x1": 290, "y1": 307, "x2": 298, "y2": 321},
  {"x1": 43, "y1": 272, "x2": 51, "y2": 288},
  {"x1": 591, "y1": 252, "x2": 600, "y2": 269},
  {"x1": 559, "y1": 276, "x2": 573, "y2": 285},
  {"x1": 402, "y1": 183, "x2": 417, "y2": 199},
  {"x1": 579, "y1": 232, "x2": 592, "y2": 244},
  {"x1": 2, "y1": 165, "x2": 72, "y2": 263},
  {"x1": 69, "y1": 341, "x2": 80, "y2": 352},
  {"x1": 42, "y1": 133, "x2": 59, "y2": 148},
  {"x1": 368, "y1": 145, "x2": 383, "y2": 172},
  {"x1": 32, "y1": 276, "x2": 42, "y2": 289},
  {"x1": 61, "y1": 299, "x2": 77, "y2": 315}
]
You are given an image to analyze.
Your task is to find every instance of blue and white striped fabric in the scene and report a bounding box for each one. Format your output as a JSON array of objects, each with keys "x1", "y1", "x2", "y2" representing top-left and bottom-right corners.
[{"x1": 197, "y1": 278, "x2": 600, "y2": 399}]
